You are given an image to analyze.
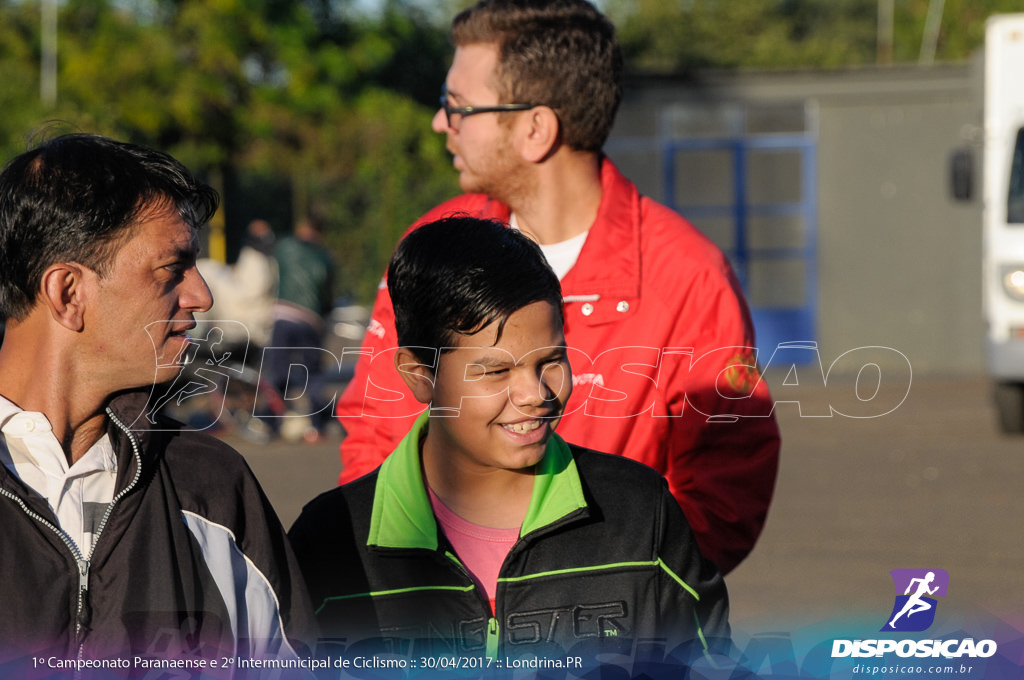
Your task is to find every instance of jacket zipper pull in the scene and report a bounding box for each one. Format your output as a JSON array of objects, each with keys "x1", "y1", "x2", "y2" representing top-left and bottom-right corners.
[
  {"x1": 485, "y1": 617, "x2": 500, "y2": 660},
  {"x1": 76, "y1": 559, "x2": 92, "y2": 640}
]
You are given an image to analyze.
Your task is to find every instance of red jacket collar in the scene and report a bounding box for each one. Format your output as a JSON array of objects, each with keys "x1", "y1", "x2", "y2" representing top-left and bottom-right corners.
[{"x1": 462, "y1": 157, "x2": 643, "y2": 300}]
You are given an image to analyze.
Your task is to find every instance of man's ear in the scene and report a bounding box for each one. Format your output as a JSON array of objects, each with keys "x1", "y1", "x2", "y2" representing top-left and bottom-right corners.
[
  {"x1": 394, "y1": 347, "x2": 436, "y2": 405},
  {"x1": 40, "y1": 263, "x2": 88, "y2": 332},
  {"x1": 518, "y1": 106, "x2": 561, "y2": 163}
]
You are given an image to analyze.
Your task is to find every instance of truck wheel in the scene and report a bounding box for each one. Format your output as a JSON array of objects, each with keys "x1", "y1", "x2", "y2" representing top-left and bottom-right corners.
[{"x1": 993, "y1": 381, "x2": 1024, "y2": 434}]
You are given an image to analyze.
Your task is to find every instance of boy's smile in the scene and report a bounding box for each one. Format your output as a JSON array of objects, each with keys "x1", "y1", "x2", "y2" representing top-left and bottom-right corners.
[{"x1": 417, "y1": 300, "x2": 571, "y2": 478}]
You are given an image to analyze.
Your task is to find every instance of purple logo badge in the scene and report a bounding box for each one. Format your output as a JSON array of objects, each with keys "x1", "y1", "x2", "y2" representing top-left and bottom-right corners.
[{"x1": 881, "y1": 568, "x2": 949, "y2": 632}]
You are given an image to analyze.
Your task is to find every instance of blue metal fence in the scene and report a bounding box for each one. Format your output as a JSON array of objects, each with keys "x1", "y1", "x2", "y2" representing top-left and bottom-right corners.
[{"x1": 661, "y1": 133, "x2": 818, "y2": 364}]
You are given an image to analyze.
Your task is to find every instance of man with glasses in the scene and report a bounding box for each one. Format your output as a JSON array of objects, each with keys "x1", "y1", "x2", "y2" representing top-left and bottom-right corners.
[{"x1": 335, "y1": 0, "x2": 780, "y2": 576}]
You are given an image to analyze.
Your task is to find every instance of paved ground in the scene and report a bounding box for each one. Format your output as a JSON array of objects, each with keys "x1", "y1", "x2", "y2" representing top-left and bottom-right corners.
[
  {"x1": 724, "y1": 373, "x2": 1024, "y2": 630},
  {"x1": 230, "y1": 373, "x2": 1024, "y2": 634}
]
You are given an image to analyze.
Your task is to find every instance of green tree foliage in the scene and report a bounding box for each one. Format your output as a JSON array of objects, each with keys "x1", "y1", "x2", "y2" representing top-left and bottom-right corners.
[
  {"x1": 890, "y1": 0, "x2": 1024, "y2": 63},
  {"x1": 0, "y1": 0, "x2": 460, "y2": 303},
  {"x1": 0, "y1": 1, "x2": 54, "y2": 155},
  {"x1": 316, "y1": 89, "x2": 459, "y2": 302},
  {"x1": 605, "y1": 0, "x2": 1024, "y2": 73},
  {"x1": 5, "y1": 0, "x2": 1022, "y2": 302}
]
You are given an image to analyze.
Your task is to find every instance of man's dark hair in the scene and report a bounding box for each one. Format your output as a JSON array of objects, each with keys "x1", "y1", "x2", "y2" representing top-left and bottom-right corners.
[
  {"x1": 0, "y1": 133, "x2": 219, "y2": 321},
  {"x1": 388, "y1": 216, "x2": 563, "y2": 368},
  {"x1": 451, "y1": 0, "x2": 622, "y2": 153}
]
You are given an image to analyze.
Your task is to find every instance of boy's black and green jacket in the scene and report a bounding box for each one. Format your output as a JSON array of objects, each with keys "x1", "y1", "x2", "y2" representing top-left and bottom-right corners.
[{"x1": 289, "y1": 413, "x2": 730, "y2": 664}]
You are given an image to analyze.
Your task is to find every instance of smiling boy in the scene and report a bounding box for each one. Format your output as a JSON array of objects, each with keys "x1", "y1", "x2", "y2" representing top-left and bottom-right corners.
[
  {"x1": 336, "y1": 0, "x2": 781, "y2": 578},
  {"x1": 289, "y1": 216, "x2": 729, "y2": 670}
]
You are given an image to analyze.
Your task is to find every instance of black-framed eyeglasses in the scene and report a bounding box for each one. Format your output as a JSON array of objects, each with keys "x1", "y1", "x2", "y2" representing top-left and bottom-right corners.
[{"x1": 440, "y1": 84, "x2": 539, "y2": 129}]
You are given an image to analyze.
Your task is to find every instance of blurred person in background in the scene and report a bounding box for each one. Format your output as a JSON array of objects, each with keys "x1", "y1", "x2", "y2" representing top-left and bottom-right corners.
[
  {"x1": 335, "y1": 0, "x2": 781, "y2": 575},
  {"x1": 0, "y1": 133, "x2": 315, "y2": 665},
  {"x1": 198, "y1": 218, "x2": 278, "y2": 350},
  {"x1": 267, "y1": 214, "x2": 336, "y2": 442}
]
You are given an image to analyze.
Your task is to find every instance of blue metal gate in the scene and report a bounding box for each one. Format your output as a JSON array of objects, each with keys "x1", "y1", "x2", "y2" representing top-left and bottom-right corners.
[{"x1": 658, "y1": 105, "x2": 818, "y2": 364}]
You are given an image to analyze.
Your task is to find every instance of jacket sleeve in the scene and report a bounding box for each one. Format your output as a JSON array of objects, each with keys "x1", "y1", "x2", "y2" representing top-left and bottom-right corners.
[
  {"x1": 654, "y1": 478, "x2": 731, "y2": 660},
  {"x1": 171, "y1": 441, "x2": 321, "y2": 659},
  {"x1": 661, "y1": 265, "x2": 781, "y2": 575},
  {"x1": 245, "y1": 503, "x2": 322, "y2": 659}
]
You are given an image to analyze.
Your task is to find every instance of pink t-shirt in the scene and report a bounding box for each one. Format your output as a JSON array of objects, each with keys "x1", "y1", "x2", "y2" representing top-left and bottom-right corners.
[{"x1": 428, "y1": 489, "x2": 520, "y2": 613}]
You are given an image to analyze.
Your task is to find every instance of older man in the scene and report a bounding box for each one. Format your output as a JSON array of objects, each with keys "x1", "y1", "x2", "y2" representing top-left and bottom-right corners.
[{"x1": 0, "y1": 133, "x2": 315, "y2": 666}]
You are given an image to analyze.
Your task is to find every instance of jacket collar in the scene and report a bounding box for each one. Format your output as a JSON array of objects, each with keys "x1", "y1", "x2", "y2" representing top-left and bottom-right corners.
[
  {"x1": 106, "y1": 391, "x2": 156, "y2": 450},
  {"x1": 560, "y1": 157, "x2": 642, "y2": 299},
  {"x1": 367, "y1": 412, "x2": 588, "y2": 551},
  {"x1": 475, "y1": 157, "x2": 642, "y2": 300},
  {"x1": 102, "y1": 390, "x2": 164, "y2": 495},
  {"x1": 0, "y1": 391, "x2": 150, "y2": 506}
]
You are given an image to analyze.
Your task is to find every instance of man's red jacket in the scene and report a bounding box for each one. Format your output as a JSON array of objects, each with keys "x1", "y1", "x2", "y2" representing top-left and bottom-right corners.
[{"x1": 335, "y1": 158, "x2": 781, "y2": 574}]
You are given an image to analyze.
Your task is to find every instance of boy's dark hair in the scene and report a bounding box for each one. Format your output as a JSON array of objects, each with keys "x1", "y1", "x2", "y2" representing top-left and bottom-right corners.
[
  {"x1": 0, "y1": 133, "x2": 219, "y2": 321},
  {"x1": 451, "y1": 0, "x2": 622, "y2": 153},
  {"x1": 388, "y1": 216, "x2": 563, "y2": 368}
]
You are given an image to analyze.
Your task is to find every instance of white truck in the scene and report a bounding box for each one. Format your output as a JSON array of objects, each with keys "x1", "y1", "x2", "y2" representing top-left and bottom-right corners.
[{"x1": 979, "y1": 14, "x2": 1024, "y2": 432}]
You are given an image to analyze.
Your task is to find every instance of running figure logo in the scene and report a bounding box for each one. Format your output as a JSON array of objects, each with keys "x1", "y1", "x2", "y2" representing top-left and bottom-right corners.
[
  {"x1": 136, "y1": 320, "x2": 251, "y2": 432},
  {"x1": 881, "y1": 568, "x2": 949, "y2": 632}
]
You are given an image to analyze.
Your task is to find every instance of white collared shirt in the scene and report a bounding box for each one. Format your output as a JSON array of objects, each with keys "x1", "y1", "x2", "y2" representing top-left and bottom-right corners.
[{"x1": 0, "y1": 395, "x2": 117, "y2": 557}]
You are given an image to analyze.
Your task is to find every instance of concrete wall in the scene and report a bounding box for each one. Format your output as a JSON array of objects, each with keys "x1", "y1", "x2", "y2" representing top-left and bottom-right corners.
[{"x1": 606, "y1": 63, "x2": 985, "y2": 375}]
